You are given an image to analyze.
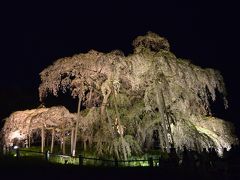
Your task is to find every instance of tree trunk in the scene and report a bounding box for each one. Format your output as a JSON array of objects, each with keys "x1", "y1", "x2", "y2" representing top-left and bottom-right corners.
[
  {"x1": 155, "y1": 85, "x2": 170, "y2": 152},
  {"x1": 158, "y1": 127, "x2": 164, "y2": 151},
  {"x1": 106, "y1": 108, "x2": 115, "y2": 137},
  {"x1": 100, "y1": 84, "x2": 111, "y2": 119},
  {"x1": 160, "y1": 91, "x2": 174, "y2": 146},
  {"x1": 113, "y1": 90, "x2": 127, "y2": 160},
  {"x1": 72, "y1": 96, "x2": 81, "y2": 156},
  {"x1": 41, "y1": 125, "x2": 45, "y2": 153},
  {"x1": 51, "y1": 129, "x2": 55, "y2": 153}
]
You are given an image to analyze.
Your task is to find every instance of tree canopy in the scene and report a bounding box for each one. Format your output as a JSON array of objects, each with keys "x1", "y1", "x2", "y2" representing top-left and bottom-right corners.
[
  {"x1": 2, "y1": 32, "x2": 237, "y2": 159},
  {"x1": 2, "y1": 106, "x2": 76, "y2": 148}
]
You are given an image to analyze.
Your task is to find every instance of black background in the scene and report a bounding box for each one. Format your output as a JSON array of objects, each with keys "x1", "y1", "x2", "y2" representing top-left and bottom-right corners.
[{"x1": 0, "y1": 1, "x2": 239, "y2": 135}]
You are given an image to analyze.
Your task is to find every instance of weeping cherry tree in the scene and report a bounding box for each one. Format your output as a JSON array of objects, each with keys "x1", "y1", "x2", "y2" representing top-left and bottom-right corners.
[{"x1": 39, "y1": 32, "x2": 237, "y2": 158}]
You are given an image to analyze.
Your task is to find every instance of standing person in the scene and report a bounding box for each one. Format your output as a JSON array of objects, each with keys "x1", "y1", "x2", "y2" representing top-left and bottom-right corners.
[
  {"x1": 169, "y1": 144, "x2": 179, "y2": 168},
  {"x1": 181, "y1": 146, "x2": 190, "y2": 169},
  {"x1": 210, "y1": 148, "x2": 218, "y2": 168}
]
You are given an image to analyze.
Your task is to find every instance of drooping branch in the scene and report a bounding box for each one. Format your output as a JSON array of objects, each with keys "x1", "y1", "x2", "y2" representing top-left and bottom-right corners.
[
  {"x1": 2, "y1": 32, "x2": 235, "y2": 159},
  {"x1": 154, "y1": 83, "x2": 170, "y2": 152}
]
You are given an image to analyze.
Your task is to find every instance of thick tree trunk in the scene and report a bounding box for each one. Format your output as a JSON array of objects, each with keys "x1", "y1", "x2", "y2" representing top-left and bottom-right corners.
[
  {"x1": 158, "y1": 127, "x2": 164, "y2": 151},
  {"x1": 106, "y1": 108, "x2": 115, "y2": 137},
  {"x1": 160, "y1": 91, "x2": 174, "y2": 146},
  {"x1": 113, "y1": 91, "x2": 127, "y2": 160},
  {"x1": 72, "y1": 96, "x2": 81, "y2": 156},
  {"x1": 41, "y1": 125, "x2": 45, "y2": 153},
  {"x1": 155, "y1": 85, "x2": 170, "y2": 152},
  {"x1": 100, "y1": 84, "x2": 111, "y2": 119},
  {"x1": 51, "y1": 129, "x2": 55, "y2": 153}
]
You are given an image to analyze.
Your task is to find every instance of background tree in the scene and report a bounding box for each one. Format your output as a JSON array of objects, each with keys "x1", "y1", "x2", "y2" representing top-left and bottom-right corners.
[{"x1": 1, "y1": 106, "x2": 75, "y2": 154}]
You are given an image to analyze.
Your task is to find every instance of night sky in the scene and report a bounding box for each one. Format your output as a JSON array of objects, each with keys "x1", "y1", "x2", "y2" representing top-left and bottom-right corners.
[{"x1": 0, "y1": 1, "x2": 239, "y2": 134}]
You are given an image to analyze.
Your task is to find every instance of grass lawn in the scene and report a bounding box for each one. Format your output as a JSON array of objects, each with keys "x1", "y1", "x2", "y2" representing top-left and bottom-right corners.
[{"x1": 5, "y1": 146, "x2": 155, "y2": 166}]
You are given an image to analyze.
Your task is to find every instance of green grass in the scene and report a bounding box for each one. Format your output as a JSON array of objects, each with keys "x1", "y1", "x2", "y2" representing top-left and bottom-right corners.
[
  {"x1": 49, "y1": 155, "x2": 79, "y2": 165},
  {"x1": 1, "y1": 146, "x2": 165, "y2": 167}
]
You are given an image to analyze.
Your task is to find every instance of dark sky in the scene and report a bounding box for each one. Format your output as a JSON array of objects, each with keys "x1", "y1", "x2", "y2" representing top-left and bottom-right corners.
[{"x1": 0, "y1": 1, "x2": 239, "y2": 132}]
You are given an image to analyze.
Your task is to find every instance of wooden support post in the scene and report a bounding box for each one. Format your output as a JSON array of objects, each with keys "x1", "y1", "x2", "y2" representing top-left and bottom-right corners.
[
  {"x1": 83, "y1": 140, "x2": 87, "y2": 151},
  {"x1": 41, "y1": 125, "x2": 45, "y2": 153},
  {"x1": 71, "y1": 128, "x2": 74, "y2": 153},
  {"x1": 73, "y1": 96, "x2": 81, "y2": 156},
  {"x1": 51, "y1": 129, "x2": 55, "y2": 153},
  {"x1": 28, "y1": 133, "x2": 31, "y2": 148},
  {"x1": 62, "y1": 129, "x2": 66, "y2": 155}
]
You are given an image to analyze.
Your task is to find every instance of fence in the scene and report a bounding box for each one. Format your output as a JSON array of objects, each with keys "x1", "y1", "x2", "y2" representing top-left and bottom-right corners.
[
  {"x1": 9, "y1": 148, "x2": 160, "y2": 167},
  {"x1": 78, "y1": 155, "x2": 154, "y2": 167}
]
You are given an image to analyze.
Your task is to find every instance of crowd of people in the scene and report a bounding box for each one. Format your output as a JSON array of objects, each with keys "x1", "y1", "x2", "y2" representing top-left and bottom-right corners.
[{"x1": 157, "y1": 144, "x2": 240, "y2": 174}]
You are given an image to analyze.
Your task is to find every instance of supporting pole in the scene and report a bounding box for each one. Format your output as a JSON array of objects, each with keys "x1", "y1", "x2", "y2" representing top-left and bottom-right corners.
[
  {"x1": 72, "y1": 96, "x2": 81, "y2": 156},
  {"x1": 83, "y1": 140, "x2": 87, "y2": 151},
  {"x1": 41, "y1": 125, "x2": 45, "y2": 153},
  {"x1": 62, "y1": 127, "x2": 66, "y2": 155},
  {"x1": 71, "y1": 128, "x2": 74, "y2": 153},
  {"x1": 51, "y1": 129, "x2": 55, "y2": 153},
  {"x1": 28, "y1": 133, "x2": 31, "y2": 148}
]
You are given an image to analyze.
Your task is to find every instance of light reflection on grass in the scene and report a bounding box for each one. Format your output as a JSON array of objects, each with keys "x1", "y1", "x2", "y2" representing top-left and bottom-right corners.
[{"x1": 9, "y1": 146, "x2": 161, "y2": 167}]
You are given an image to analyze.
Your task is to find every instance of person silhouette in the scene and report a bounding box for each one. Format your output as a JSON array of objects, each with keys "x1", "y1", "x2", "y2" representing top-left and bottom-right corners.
[
  {"x1": 181, "y1": 146, "x2": 190, "y2": 168},
  {"x1": 223, "y1": 147, "x2": 229, "y2": 162},
  {"x1": 169, "y1": 144, "x2": 179, "y2": 168},
  {"x1": 200, "y1": 148, "x2": 210, "y2": 171}
]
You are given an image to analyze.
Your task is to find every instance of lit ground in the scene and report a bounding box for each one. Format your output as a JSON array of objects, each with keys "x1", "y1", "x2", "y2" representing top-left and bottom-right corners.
[{"x1": 1, "y1": 156, "x2": 239, "y2": 180}]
